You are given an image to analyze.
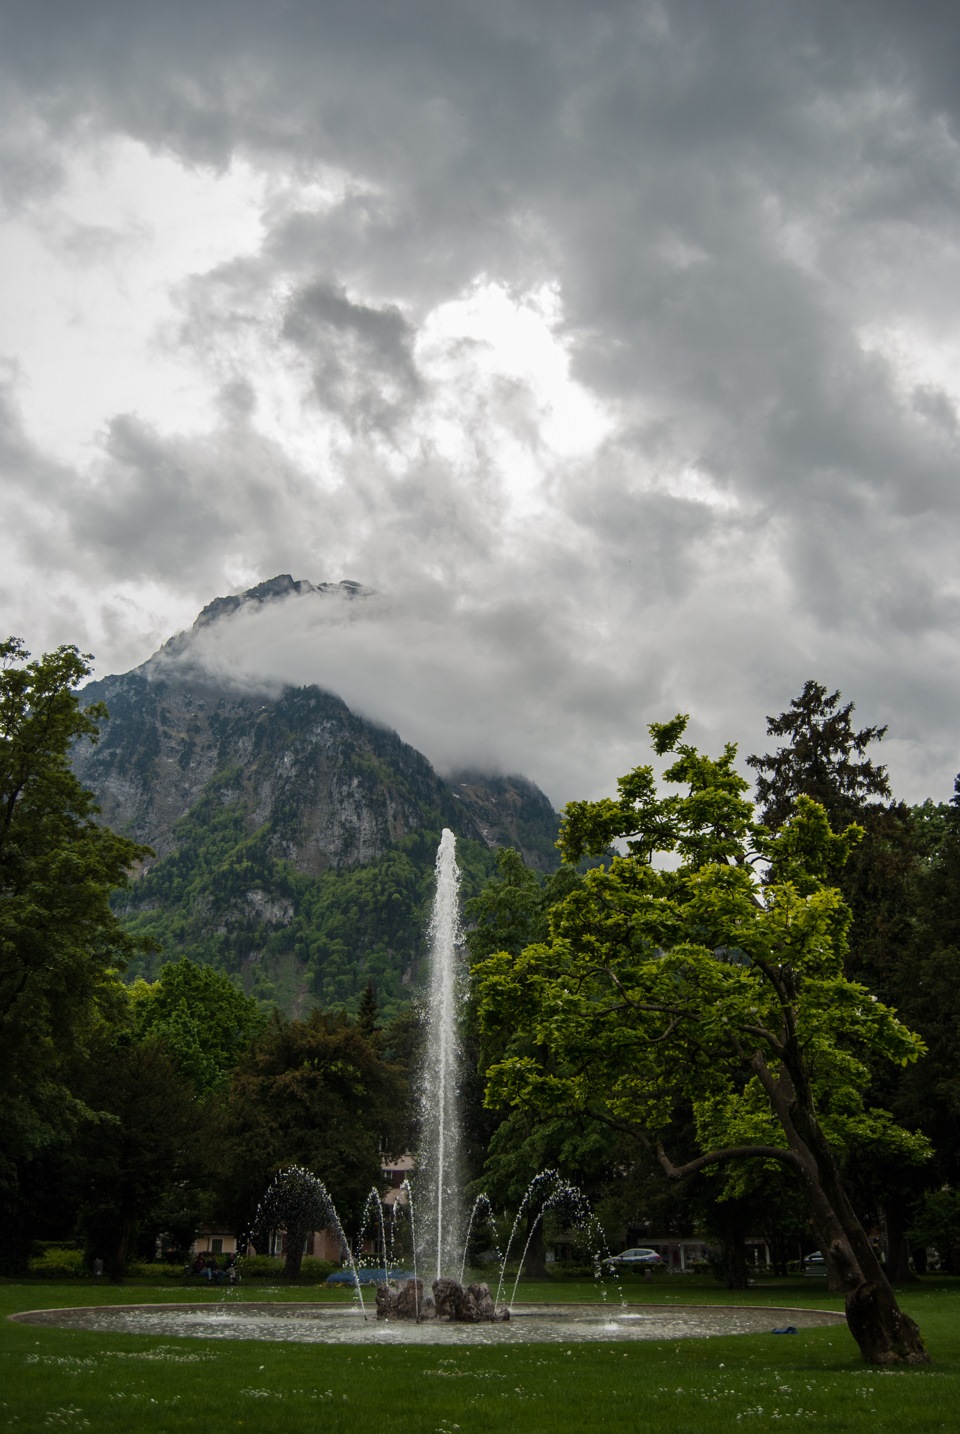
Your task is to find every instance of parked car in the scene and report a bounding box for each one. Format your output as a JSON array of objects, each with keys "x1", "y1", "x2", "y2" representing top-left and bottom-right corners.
[
  {"x1": 604, "y1": 1247, "x2": 664, "y2": 1268},
  {"x1": 325, "y1": 1267, "x2": 416, "y2": 1287},
  {"x1": 803, "y1": 1251, "x2": 827, "y2": 1275}
]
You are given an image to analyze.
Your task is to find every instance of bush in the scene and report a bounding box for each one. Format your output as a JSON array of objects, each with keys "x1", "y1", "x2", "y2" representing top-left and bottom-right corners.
[
  {"x1": 910, "y1": 1188, "x2": 960, "y2": 1271},
  {"x1": 125, "y1": 1261, "x2": 185, "y2": 1280},
  {"x1": 230, "y1": 1254, "x2": 340, "y2": 1281},
  {"x1": 300, "y1": 1257, "x2": 339, "y2": 1281},
  {"x1": 28, "y1": 1245, "x2": 86, "y2": 1278},
  {"x1": 232, "y1": 1254, "x2": 284, "y2": 1279}
]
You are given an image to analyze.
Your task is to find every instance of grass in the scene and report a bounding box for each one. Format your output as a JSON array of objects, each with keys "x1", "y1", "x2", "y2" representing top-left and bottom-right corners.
[{"x1": 0, "y1": 1274, "x2": 957, "y2": 1432}]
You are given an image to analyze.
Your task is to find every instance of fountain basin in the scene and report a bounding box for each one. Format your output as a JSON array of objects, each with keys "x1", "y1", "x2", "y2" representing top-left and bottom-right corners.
[{"x1": 10, "y1": 1301, "x2": 844, "y2": 1346}]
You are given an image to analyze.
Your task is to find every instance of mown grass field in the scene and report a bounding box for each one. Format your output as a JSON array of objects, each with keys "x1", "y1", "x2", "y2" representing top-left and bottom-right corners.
[{"x1": 1, "y1": 1274, "x2": 957, "y2": 1433}]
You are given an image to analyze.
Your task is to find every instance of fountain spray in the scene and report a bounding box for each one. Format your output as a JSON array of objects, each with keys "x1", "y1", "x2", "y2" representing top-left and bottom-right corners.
[{"x1": 416, "y1": 827, "x2": 466, "y2": 1283}]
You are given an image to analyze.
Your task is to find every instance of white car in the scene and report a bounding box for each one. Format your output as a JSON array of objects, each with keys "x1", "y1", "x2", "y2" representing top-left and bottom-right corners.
[{"x1": 605, "y1": 1247, "x2": 664, "y2": 1268}]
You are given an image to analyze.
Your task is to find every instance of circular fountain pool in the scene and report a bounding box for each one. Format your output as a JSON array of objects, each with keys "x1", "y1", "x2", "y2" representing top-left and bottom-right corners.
[{"x1": 11, "y1": 1301, "x2": 844, "y2": 1346}]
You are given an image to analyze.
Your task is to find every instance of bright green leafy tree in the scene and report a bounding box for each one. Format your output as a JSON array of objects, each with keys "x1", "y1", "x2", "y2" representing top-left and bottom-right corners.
[
  {"x1": 476, "y1": 717, "x2": 929, "y2": 1365},
  {"x1": 0, "y1": 639, "x2": 151, "y2": 1271},
  {"x1": 129, "y1": 957, "x2": 265, "y2": 1096}
]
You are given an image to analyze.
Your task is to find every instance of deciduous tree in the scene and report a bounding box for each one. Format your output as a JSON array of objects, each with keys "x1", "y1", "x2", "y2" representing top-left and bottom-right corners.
[
  {"x1": 212, "y1": 1009, "x2": 409, "y2": 1252},
  {"x1": 476, "y1": 717, "x2": 929, "y2": 1365},
  {"x1": 0, "y1": 639, "x2": 150, "y2": 1270},
  {"x1": 129, "y1": 956, "x2": 264, "y2": 1095}
]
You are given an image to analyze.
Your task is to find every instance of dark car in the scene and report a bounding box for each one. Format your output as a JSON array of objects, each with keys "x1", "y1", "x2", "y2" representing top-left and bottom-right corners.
[
  {"x1": 325, "y1": 1267, "x2": 417, "y2": 1287},
  {"x1": 604, "y1": 1247, "x2": 664, "y2": 1268}
]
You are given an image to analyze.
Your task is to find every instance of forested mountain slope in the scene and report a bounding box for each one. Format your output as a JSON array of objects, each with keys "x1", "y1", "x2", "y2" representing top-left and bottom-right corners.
[{"x1": 72, "y1": 576, "x2": 559, "y2": 1014}]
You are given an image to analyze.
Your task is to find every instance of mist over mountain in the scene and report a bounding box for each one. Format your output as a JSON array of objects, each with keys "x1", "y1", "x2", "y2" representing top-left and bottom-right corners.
[{"x1": 74, "y1": 575, "x2": 560, "y2": 1014}]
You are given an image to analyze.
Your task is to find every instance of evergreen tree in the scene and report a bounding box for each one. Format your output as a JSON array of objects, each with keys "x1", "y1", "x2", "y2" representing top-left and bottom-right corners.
[
  {"x1": 747, "y1": 680, "x2": 891, "y2": 830},
  {"x1": 747, "y1": 681, "x2": 919, "y2": 994},
  {"x1": 70, "y1": 1030, "x2": 203, "y2": 1281},
  {"x1": 356, "y1": 980, "x2": 380, "y2": 1038}
]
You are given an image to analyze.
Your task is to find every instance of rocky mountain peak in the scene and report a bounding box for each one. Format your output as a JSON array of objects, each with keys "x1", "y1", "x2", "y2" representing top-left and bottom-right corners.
[{"x1": 192, "y1": 575, "x2": 371, "y2": 631}]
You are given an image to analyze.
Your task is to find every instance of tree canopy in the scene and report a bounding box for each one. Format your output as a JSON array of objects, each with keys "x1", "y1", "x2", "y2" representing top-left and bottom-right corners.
[
  {"x1": 210, "y1": 1008, "x2": 410, "y2": 1246},
  {"x1": 129, "y1": 957, "x2": 265, "y2": 1096},
  {"x1": 475, "y1": 716, "x2": 929, "y2": 1365},
  {"x1": 0, "y1": 639, "x2": 151, "y2": 1270}
]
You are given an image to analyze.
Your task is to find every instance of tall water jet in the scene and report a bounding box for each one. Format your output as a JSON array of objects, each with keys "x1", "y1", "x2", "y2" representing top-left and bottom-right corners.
[{"x1": 416, "y1": 827, "x2": 466, "y2": 1284}]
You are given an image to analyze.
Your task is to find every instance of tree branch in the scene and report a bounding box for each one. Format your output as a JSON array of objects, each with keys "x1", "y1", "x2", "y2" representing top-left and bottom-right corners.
[{"x1": 656, "y1": 1140, "x2": 803, "y2": 1180}]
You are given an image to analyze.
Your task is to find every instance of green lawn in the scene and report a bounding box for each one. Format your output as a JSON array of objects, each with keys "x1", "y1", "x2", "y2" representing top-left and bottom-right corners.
[{"x1": 1, "y1": 1275, "x2": 956, "y2": 1433}]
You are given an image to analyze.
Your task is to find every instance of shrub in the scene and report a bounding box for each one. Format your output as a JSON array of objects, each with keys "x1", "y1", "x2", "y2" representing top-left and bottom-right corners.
[
  {"x1": 910, "y1": 1188, "x2": 960, "y2": 1271},
  {"x1": 28, "y1": 1246, "x2": 86, "y2": 1278},
  {"x1": 125, "y1": 1261, "x2": 185, "y2": 1280},
  {"x1": 300, "y1": 1257, "x2": 339, "y2": 1281},
  {"x1": 232, "y1": 1254, "x2": 284, "y2": 1278},
  {"x1": 230, "y1": 1253, "x2": 340, "y2": 1280}
]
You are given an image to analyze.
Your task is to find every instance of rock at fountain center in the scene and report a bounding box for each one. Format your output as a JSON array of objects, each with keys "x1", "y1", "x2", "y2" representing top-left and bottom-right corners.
[
  {"x1": 375, "y1": 1277, "x2": 508, "y2": 1323},
  {"x1": 375, "y1": 1277, "x2": 429, "y2": 1320}
]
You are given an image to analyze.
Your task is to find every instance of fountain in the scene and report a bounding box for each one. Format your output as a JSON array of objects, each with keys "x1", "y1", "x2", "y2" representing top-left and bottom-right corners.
[
  {"x1": 373, "y1": 828, "x2": 505, "y2": 1322},
  {"x1": 249, "y1": 829, "x2": 599, "y2": 1325}
]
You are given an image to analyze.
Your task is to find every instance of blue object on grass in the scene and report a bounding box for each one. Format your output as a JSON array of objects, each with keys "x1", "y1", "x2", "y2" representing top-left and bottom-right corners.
[{"x1": 325, "y1": 1267, "x2": 416, "y2": 1286}]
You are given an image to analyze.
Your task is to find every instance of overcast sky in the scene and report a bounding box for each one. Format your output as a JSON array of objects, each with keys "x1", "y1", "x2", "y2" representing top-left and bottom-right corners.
[{"x1": 3, "y1": 0, "x2": 960, "y2": 807}]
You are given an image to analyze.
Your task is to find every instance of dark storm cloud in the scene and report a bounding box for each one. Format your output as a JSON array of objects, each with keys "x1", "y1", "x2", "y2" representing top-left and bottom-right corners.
[
  {"x1": 3, "y1": 1, "x2": 960, "y2": 802},
  {"x1": 282, "y1": 281, "x2": 422, "y2": 433}
]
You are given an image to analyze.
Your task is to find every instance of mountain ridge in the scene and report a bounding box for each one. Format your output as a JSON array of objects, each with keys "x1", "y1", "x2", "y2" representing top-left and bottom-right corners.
[{"x1": 73, "y1": 576, "x2": 560, "y2": 1013}]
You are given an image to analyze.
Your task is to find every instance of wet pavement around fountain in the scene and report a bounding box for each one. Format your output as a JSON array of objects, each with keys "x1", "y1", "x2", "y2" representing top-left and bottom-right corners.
[{"x1": 11, "y1": 1301, "x2": 844, "y2": 1346}]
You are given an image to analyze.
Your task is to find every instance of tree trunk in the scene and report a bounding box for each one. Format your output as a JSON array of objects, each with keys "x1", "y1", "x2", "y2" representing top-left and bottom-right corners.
[
  {"x1": 717, "y1": 1238, "x2": 749, "y2": 1288},
  {"x1": 522, "y1": 1213, "x2": 548, "y2": 1279},
  {"x1": 108, "y1": 1213, "x2": 135, "y2": 1283},
  {"x1": 659, "y1": 1053, "x2": 930, "y2": 1364},
  {"x1": 766, "y1": 1234, "x2": 791, "y2": 1278},
  {"x1": 754, "y1": 1050, "x2": 928, "y2": 1365},
  {"x1": 793, "y1": 1123, "x2": 927, "y2": 1364},
  {"x1": 824, "y1": 1250, "x2": 845, "y2": 1293},
  {"x1": 707, "y1": 1205, "x2": 750, "y2": 1288},
  {"x1": 283, "y1": 1226, "x2": 306, "y2": 1279},
  {"x1": 882, "y1": 1200, "x2": 917, "y2": 1283}
]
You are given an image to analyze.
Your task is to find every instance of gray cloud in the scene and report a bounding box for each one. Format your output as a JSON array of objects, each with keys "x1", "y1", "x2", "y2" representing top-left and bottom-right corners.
[
  {"x1": 282, "y1": 281, "x2": 422, "y2": 433},
  {"x1": 2, "y1": 1, "x2": 960, "y2": 806}
]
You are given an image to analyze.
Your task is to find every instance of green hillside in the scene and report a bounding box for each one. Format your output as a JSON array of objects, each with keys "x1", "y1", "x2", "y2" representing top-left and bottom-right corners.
[{"x1": 115, "y1": 820, "x2": 502, "y2": 1017}]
